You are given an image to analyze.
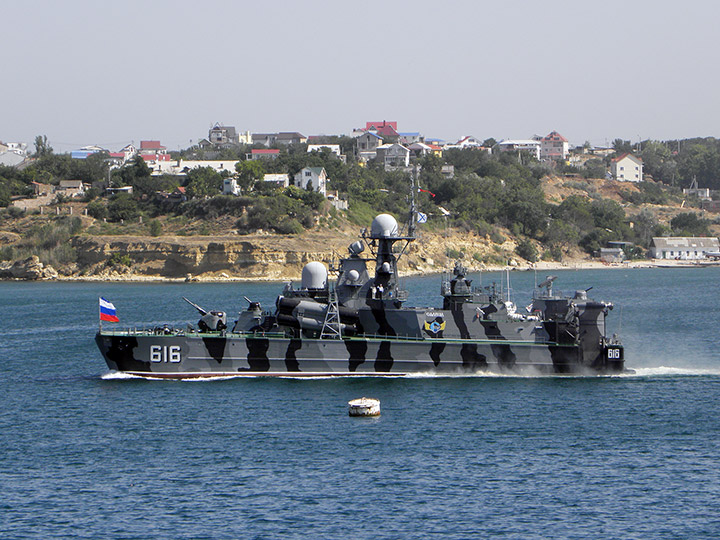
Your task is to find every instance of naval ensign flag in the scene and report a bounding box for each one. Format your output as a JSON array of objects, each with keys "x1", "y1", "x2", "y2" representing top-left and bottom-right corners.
[{"x1": 99, "y1": 297, "x2": 119, "y2": 322}]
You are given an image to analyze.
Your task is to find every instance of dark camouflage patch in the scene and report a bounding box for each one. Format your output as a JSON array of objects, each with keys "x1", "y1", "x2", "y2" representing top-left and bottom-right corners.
[
  {"x1": 100, "y1": 334, "x2": 149, "y2": 372},
  {"x1": 346, "y1": 340, "x2": 368, "y2": 372},
  {"x1": 202, "y1": 336, "x2": 227, "y2": 364},
  {"x1": 244, "y1": 337, "x2": 270, "y2": 371},
  {"x1": 284, "y1": 338, "x2": 302, "y2": 371},
  {"x1": 375, "y1": 341, "x2": 394, "y2": 372},
  {"x1": 429, "y1": 341, "x2": 446, "y2": 367}
]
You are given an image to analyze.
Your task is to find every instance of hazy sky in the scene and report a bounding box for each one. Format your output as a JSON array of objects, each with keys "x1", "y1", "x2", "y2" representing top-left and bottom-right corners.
[{"x1": 3, "y1": 0, "x2": 719, "y2": 153}]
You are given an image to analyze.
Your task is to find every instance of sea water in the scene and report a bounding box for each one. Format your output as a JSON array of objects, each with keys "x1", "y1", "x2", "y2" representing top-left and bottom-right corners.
[{"x1": 1, "y1": 268, "x2": 720, "y2": 539}]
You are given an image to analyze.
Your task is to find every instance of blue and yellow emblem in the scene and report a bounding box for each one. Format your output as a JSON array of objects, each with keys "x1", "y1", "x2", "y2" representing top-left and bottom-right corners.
[{"x1": 423, "y1": 317, "x2": 446, "y2": 338}]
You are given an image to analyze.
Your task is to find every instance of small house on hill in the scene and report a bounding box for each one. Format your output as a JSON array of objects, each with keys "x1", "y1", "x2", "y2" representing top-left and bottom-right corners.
[
  {"x1": 295, "y1": 167, "x2": 327, "y2": 195},
  {"x1": 540, "y1": 131, "x2": 569, "y2": 161},
  {"x1": 611, "y1": 153, "x2": 643, "y2": 182}
]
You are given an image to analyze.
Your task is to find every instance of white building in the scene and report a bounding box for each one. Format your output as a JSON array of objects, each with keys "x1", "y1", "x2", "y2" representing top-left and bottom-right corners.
[
  {"x1": 611, "y1": 153, "x2": 643, "y2": 182},
  {"x1": 294, "y1": 167, "x2": 328, "y2": 195},
  {"x1": 148, "y1": 159, "x2": 240, "y2": 176},
  {"x1": 263, "y1": 173, "x2": 291, "y2": 188},
  {"x1": 649, "y1": 237, "x2": 719, "y2": 259},
  {"x1": 307, "y1": 144, "x2": 341, "y2": 157},
  {"x1": 375, "y1": 143, "x2": 410, "y2": 170},
  {"x1": 223, "y1": 178, "x2": 240, "y2": 196},
  {"x1": 56, "y1": 180, "x2": 86, "y2": 198},
  {"x1": 0, "y1": 141, "x2": 28, "y2": 166},
  {"x1": 540, "y1": 131, "x2": 569, "y2": 161},
  {"x1": 496, "y1": 139, "x2": 541, "y2": 159},
  {"x1": 447, "y1": 136, "x2": 486, "y2": 150}
]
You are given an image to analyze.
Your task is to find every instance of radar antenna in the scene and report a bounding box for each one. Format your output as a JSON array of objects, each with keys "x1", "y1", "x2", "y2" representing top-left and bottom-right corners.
[{"x1": 538, "y1": 275, "x2": 557, "y2": 295}]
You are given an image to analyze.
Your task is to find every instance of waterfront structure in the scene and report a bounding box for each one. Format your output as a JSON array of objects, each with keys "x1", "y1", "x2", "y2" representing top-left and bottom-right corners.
[
  {"x1": 611, "y1": 153, "x2": 643, "y2": 182},
  {"x1": 649, "y1": 237, "x2": 719, "y2": 260}
]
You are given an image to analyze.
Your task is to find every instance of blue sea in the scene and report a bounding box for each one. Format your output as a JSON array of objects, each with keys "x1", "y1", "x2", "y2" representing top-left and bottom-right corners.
[{"x1": 2, "y1": 268, "x2": 720, "y2": 539}]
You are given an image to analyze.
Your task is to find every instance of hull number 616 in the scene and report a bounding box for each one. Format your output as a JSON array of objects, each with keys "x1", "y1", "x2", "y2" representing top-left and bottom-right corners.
[{"x1": 150, "y1": 345, "x2": 181, "y2": 363}]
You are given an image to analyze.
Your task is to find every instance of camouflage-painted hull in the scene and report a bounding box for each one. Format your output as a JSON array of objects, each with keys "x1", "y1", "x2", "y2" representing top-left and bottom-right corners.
[{"x1": 96, "y1": 331, "x2": 624, "y2": 378}]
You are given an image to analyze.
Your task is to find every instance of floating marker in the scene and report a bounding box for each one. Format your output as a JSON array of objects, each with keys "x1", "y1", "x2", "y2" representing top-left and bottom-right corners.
[{"x1": 348, "y1": 397, "x2": 380, "y2": 417}]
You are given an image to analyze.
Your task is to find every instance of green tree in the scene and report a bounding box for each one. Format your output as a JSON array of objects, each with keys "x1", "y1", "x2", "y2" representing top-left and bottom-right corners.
[
  {"x1": 612, "y1": 139, "x2": 633, "y2": 154},
  {"x1": 670, "y1": 212, "x2": 710, "y2": 236},
  {"x1": 235, "y1": 160, "x2": 265, "y2": 192},
  {"x1": 34, "y1": 135, "x2": 53, "y2": 157},
  {"x1": 117, "y1": 155, "x2": 152, "y2": 188},
  {"x1": 149, "y1": 219, "x2": 163, "y2": 237},
  {"x1": 638, "y1": 140, "x2": 675, "y2": 183},
  {"x1": 107, "y1": 193, "x2": 139, "y2": 221},
  {"x1": 590, "y1": 199, "x2": 625, "y2": 231},
  {"x1": 184, "y1": 167, "x2": 223, "y2": 199},
  {"x1": 630, "y1": 208, "x2": 659, "y2": 247},
  {"x1": 86, "y1": 200, "x2": 108, "y2": 220},
  {"x1": 515, "y1": 238, "x2": 538, "y2": 262}
]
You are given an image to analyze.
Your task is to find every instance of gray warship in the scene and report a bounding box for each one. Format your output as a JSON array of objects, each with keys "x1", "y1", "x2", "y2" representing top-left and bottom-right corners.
[{"x1": 96, "y1": 213, "x2": 625, "y2": 378}]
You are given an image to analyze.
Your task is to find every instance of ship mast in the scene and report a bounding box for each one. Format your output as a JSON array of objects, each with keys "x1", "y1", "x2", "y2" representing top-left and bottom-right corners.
[{"x1": 407, "y1": 164, "x2": 418, "y2": 238}]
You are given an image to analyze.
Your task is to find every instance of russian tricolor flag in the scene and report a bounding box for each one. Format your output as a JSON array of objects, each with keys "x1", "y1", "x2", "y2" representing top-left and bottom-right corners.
[{"x1": 99, "y1": 297, "x2": 119, "y2": 322}]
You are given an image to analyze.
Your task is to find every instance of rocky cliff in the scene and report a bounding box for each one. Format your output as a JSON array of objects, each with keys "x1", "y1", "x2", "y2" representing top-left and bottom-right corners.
[
  {"x1": 70, "y1": 233, "x2": 357, "y2": 280},
  {"x1": 66, "y1": 229, "x2": 525, "y2": 280}
]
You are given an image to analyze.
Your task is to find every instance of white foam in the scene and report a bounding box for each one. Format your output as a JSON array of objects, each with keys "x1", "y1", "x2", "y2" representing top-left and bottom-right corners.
[
  {"x1": 99, "y1": 366, "x2": 720, "y2": 381},
  {"x1": 623, "y1": 366, "x2": 720, "y2": 377},
  {"x1": 101, "y1": 371, "x2": 145, "y2": 380}
]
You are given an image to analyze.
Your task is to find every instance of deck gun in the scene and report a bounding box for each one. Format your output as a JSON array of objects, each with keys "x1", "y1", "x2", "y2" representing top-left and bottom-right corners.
[{"x1": 183, "y1": 297, "x2": 227, "y2": 332}]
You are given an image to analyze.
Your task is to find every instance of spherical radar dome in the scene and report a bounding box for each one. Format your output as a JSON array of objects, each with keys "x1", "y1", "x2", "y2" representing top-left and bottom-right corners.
[
  {"x1": 301, "y1": 261, "x2": 328, "y2": 290},
  {"x1": 371, "y1": 214, "x2": 399, "y2": 238}
]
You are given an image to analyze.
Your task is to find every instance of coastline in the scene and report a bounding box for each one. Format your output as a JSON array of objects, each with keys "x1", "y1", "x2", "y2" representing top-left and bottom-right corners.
[{"x1": 5, "y1": 257, "x2": 715, "y2": 283}]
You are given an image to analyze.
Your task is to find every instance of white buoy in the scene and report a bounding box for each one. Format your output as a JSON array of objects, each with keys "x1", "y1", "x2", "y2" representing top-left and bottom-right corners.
[{"x1": 348, "y1": 397, "x2": 380, "y2": 417}]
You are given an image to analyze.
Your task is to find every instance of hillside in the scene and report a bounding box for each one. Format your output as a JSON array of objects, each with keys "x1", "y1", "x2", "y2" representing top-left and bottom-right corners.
[{"x1": 1, "y1": 175, "x2": 717, "y2": 281}]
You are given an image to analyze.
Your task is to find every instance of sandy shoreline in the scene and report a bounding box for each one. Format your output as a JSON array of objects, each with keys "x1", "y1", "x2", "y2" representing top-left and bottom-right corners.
[{"x1": 5, "y1": 258, "x2": 713, "y2": 283}]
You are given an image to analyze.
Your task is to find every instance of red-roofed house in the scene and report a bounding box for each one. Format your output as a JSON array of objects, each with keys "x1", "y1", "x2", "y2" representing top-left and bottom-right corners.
[
  {"x1": 248, "y1": 148, "x2": 280, "y2": 160},
  {"x1": 366, "y1": 121, "x2": 398, "y2": 131},
  {"x1": 365, "y1": 121, "x2": 399, "y2": 138},
  {"x1": 139, "y1": 140, "x2": 169, "y2": 169},
  {"x1": 140, "y1": 140, "x2": 166, "y2": 153},
  {"x1": 140, "y1": 153, "x2": 171, "y2": 163},
  {"x1": 611, "y1": 153, "x2": 643, "y2": 182},
  {"x1": 540, "y1": 131, "x2": 569, "y2": 161}
]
